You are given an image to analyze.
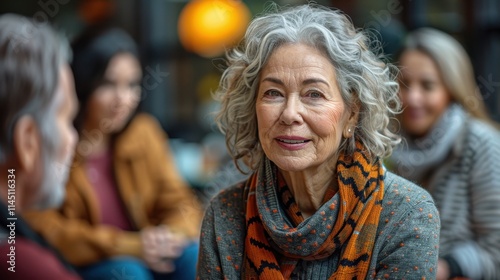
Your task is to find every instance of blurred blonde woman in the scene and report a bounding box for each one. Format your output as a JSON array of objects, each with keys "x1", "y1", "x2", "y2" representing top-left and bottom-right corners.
[{"x1": 386, "y1": 28, "x2": 500, "y2": 280}]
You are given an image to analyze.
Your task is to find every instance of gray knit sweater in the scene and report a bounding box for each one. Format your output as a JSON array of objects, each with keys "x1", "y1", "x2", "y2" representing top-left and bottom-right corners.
[
  {"x1": 197, "y1": 172, "x2": 440, "y2": 279},
  {"x1": 388, "y1": 116, "x2": 500, "y2": 280},
  {"x1": 427, "y1": 120, "x2": 500, "y2": 280}
]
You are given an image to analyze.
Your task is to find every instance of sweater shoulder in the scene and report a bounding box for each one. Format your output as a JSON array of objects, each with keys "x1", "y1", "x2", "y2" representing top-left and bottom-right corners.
[
  {"x1": 456, "y1": 119, "x2": 500, "y2": 165},
  {"x1": 466, "y1": 119, "x2": 500, "y2": 147},
  {"x1": 383, "y1": 171, "x2": 436, "y2": 209},
  {"x1": 125, "y1": 113, "x2": 164, "y2": 137},
  {"x1": 207, "y1": 182, "x2": 247, "y2": 220},
  {"x1": 379, "y1": 171, "x2": 439, "y2": 238}
]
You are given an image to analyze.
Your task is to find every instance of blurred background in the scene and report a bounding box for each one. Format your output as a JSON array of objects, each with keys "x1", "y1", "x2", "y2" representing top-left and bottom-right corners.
[{"x1": 1, "y1": 0, "x2": 499, "y2": 193}]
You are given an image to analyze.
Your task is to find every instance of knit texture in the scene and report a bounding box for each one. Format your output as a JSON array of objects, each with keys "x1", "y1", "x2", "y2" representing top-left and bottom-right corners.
[
  {"x1": 388, "y1": 113, "x2": 500, "y2": 280},
  {"x1": 432, "y1": 120, "x2": 500, "y2": 280},
  {"x1": 197, "y1": 171, "x2": 440, "y2": 279}
]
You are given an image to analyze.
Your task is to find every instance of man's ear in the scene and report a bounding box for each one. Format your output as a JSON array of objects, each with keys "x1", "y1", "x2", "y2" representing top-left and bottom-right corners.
[
  {"x1": 343, "y1": 100, "x2": 360, "y2": 138},
  {"x1": 12, "y1": 115, "x2": 40, "y2": 172}
]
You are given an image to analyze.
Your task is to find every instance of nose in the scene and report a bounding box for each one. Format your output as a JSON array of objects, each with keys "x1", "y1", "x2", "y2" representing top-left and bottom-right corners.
[
  {"x1": 402, "y1": 85, "x2": 422, "y2": 107},
  {"x1": 279, "y1": 95, "x2": 304, "y2": 125}
]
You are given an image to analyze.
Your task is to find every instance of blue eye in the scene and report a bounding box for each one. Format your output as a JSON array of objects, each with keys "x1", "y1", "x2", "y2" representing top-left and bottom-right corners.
[{"x1": 308, "y1": 91, "x2": 323, "y2": 98}]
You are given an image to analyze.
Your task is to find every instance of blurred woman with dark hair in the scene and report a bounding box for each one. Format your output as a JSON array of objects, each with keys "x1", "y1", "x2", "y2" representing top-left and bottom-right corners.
[{"x1": 25, "y1": 27, "x2": 201, "y2": 280}]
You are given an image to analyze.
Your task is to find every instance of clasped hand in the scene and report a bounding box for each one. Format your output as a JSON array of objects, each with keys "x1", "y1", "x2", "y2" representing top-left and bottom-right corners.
[{"x1": 141, "y1": 225, "x2": 188, "y2": 273}]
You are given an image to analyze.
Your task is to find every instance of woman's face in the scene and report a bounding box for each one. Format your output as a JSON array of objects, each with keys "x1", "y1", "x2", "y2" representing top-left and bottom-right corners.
[
  {"x1": 85, "y1": 52, "x2": 142, "y2": 134},
  {"x1": 256, "y1": 43, "x2": 357, "y2": 172},
  {"x1": 398, "y1": 50, "x2": 451, "y2": 138}
]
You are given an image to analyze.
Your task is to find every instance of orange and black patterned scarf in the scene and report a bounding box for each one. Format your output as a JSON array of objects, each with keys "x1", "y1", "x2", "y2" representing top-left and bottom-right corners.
[{"x1": 243, "y1": 141, "x2": 385, "y2": 279}]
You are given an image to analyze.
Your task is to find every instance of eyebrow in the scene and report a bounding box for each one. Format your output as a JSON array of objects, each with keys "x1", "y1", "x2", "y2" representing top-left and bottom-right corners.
[{"x1": 261, "y1": 77, "x2": 330, "y2": 87}]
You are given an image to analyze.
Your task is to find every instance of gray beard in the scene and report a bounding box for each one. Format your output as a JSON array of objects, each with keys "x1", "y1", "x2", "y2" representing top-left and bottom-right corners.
[{"x1": 32, "y1": 150, "x2": 71, "y2": 210}]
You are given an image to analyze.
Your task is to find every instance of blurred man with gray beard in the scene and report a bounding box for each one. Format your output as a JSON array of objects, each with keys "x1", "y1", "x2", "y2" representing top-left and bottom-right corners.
[{"x1": 0, "y1": 14, "x2": 80, "y2": 279}]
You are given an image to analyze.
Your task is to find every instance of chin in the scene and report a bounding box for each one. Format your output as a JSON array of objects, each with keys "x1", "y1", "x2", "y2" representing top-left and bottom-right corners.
[
  {"x1": 271, "y1": 158, "x2": 310, "y2": 173},
  {"x1": 113, "y1": 116, "x2": 133, "y2": 131},
  {"x1": 403, "y1": 122, "x2": 430, "y2": 138},
  {"x1": 405, "y1": 128, "x2": 429, "y2": 138},
  {"x1": 104, "y1": 121, "x2": 128, "y2": 134}
]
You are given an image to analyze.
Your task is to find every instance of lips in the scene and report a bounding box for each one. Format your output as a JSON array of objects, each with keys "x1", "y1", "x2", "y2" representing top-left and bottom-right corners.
[
  {"x1": 275, "y1": 136, "x2": 311, "y2": 151},
  {"x1": 404, "y1": 107, "x2": 426, "y2": 120},
  {"x1": 276, "y1": 138, "x2": 309, "y2": 144}
]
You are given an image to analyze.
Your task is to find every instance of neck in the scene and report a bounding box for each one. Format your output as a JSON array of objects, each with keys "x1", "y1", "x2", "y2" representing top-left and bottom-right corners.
[
  {"x1": 281, "y1": 163, "x2": 338, "y2": 219},
  {"x1": 79, "y1": 123, "x2": 111, "y2": 158}
]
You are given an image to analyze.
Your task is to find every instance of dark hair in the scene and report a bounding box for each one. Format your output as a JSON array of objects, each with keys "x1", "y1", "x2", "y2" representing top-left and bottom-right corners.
[
  {"x1": 0, "y1": 14, "x2": 70, "y2": 163},
  {"x1": 71, "y1": 27, "x2": 140, "y2": 131}
]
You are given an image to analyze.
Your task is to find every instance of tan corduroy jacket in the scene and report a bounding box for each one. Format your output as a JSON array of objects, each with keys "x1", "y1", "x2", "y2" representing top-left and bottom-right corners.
[{"x1": 24, "y1": 114, "x2": 202, "y2": 266}]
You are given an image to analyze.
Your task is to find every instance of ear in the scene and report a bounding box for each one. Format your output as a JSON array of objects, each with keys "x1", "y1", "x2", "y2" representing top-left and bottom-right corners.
[
  {"x1": 343, "y1": 100, "x2": 360, "y2": 138},
  {"x1": 12, "y1": 115, "x2": 41, "y2": 173}
]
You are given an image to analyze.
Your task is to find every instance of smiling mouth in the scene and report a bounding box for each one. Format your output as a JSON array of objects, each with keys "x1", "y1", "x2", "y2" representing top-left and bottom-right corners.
[{"x1": 276, "y1": 138, "x2": 310, "y2": 144}]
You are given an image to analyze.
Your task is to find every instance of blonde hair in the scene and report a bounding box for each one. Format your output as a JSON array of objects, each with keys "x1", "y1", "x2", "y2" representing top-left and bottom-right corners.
[{"x1": 401, "y1": 28, "x2": 491, "y2": 122}]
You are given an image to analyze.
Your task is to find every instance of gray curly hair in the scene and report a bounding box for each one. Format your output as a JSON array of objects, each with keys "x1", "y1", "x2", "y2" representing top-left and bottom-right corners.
[{"x1": 215, "y1": 4, "x2": 401, "y2": 172}]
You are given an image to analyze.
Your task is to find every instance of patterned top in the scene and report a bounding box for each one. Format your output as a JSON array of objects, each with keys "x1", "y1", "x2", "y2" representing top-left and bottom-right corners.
[{"x1": 197, "y1": 172, "x2": 440, "y2": 279}]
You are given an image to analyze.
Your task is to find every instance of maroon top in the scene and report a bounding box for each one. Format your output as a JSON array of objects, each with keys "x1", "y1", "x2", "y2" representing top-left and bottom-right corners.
[
  {"x1": 86, "y1": 150, "x2": 133, "y2": 231},
  {"x1": 0, "y1": 237, "x2": 81, "y2": 279}
]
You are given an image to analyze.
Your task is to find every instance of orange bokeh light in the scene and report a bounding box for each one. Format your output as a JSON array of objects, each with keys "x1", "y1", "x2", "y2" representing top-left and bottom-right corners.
[{"x1": 178, "y1": 0, "x2": 251, "y2": 57}]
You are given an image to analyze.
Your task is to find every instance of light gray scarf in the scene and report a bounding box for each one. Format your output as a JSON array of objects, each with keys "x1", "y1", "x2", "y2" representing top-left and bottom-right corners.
[{"x1": 388, "y1": 104, "x2": 467, "y2": 185}]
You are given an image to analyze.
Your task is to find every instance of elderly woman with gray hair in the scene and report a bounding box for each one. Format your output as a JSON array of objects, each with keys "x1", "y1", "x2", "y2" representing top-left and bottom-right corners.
[
  {"x1": 197, "y1": 4, "x2": 440, "y2": 279},
  {"x1": 386, "y1": 28, "x2": 500, "y2": 280}
]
